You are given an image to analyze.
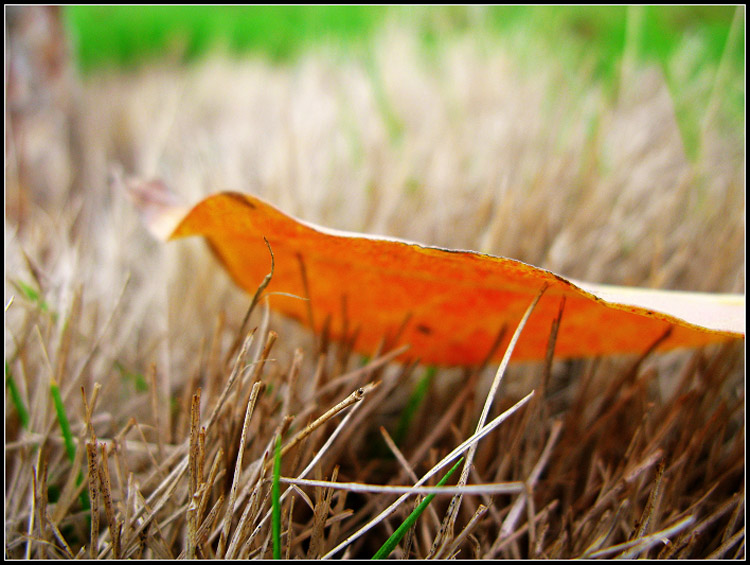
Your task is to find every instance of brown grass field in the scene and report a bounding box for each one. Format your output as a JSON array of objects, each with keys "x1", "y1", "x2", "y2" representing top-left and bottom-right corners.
[{"x1": 5, "y1": 10, "x2": 745, "y2": 559}]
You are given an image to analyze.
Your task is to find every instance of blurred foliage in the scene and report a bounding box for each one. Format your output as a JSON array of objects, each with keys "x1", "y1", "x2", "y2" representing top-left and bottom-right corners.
[
  {"x1": 63, "y1": 6, "x2": 741, "y2": 74},
  {"x1": 63, "y1": 6, "x2": 388, "y2": 70},
  {"x1": 63, "y1": 5, "x2": 742, "y2": 160}
]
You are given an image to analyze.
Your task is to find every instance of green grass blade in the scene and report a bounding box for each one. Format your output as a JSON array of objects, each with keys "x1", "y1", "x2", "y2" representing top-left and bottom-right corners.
[
  {"x1": 13, "y1": 279, "x2": 57, "y2": 321},
  {"x1": 51, "y1": 378, "x2": 76, "y2": 462},
  {"x1": 272, "y1": 433, "x2": 282, "y2": 559},
  {"x1": 113, "y1": 360, "x2": 149, "y2": 392},
  {"x1": 6, "y1": 361, "x2": 30, "y2": 429},
  {"x1": 393, "y1": 366, "x2": 436, "y2": 447},
  {"x1": 51, "y1": 378, "x2": 90, "y2": 513},
  {"x1": 372, "y1": 456, "x2": 464, "y2": 560}
]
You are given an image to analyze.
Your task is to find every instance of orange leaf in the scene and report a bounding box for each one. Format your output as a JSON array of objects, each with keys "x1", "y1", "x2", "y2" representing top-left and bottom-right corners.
[{"x1": 136, "y1": 186, "x2": 744, "y2": 366}]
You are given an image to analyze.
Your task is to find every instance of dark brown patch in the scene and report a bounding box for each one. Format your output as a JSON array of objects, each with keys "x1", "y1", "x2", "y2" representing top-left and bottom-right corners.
[
  {"x1": 222, "y1": 191, "x2": 257, "y2": 209},
  {"x1": 416, "y1": 324, "x2": 432, "y2": 335}
]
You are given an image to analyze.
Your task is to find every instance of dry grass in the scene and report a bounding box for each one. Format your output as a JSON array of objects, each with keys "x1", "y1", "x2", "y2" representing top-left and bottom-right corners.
[{"x1": 5, "y1": 13, "x2": 745, "y2": 560}]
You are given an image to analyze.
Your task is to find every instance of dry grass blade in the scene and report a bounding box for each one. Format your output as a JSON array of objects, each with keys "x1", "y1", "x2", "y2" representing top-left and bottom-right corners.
[
  {"x1": 32, "y1": 448, "x2": 50, "y2": 559},
  {"x1": 234, "y1": 379, "x2": 378, "y2": 555},
  {"x1": 586, "y1": 515, "x2": 696, "y2": 558},
  {"x1": 485, "y1": 499, "x2": 560, "y2": 558},
  {"x1": 499, "y1": 419, "x2": 563, "y2": 538},
  {"x1": 619, "y1": 458, "x2": 665, "y2": 558},
  {"x1": 322, "y1": 391, "x2": 535, "y2": 558},
  {"x1": 206, "y1": 330, "x2": 255, "y2": 431},
  {"x1": 223, "y1": 384, "x2": 267, "y2": 558},
  {"x1": 185, "y1": 388, "x2": 203, "y2": 560},
  {"x1": 264, "y1": 382, "x2": 376, "y2": 473},
  {"x1": 45, "y1": 509, "x2": 75, "y2": 559},
  {"x1": 432, "y1": 285, "x2": 547, "y2": 557},
  {"x1": 314, "y1": 344, "x2": 410, "y2": 398},
  {"x1": 706, "y1": 528, "x2": 746, "y2": 559},
  {"x1": 188, "y1": 388, "x2": 202, "y2": 500},
  {"x1": 445, "y1": 503, "x2": 490, "y2": 558},
  {"x1": 85, "y1": 441, "x2": 100, "y2": 559},
  {"x1": 96, "y1": 442, "x2": 120, "y2": 559},
  {"x1": 28, "y1": 466, "x2": 39, "y2": 559},
  {"x1": 218, "y1": 381, "x2": 262, "y2": 557},
  {"x1": 280, "y1": 478, "x2": 524, "y2": 496},
  {"x1": 227, "y1": 237, "x2": 275, "y2": 364},
  {"x1": 307, "y1": 465, "x2": 340, "y2": 558},
  {"x1": 379, "y1": 425, "x2": 444, "y2": 534}
]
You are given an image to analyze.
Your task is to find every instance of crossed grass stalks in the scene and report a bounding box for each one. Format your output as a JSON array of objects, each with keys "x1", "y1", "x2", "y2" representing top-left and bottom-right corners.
[{"x1": 8, "y1": 247, "x2": 742, "y2": 559}]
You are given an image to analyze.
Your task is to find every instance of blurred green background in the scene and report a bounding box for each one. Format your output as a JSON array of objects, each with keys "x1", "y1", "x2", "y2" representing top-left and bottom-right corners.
[
  {"x1": 62, "y1": 5, "x2": 743, "y2": 160},
  {"x1": 64, "y1": 6, "x2": 742, "y2": 71}
]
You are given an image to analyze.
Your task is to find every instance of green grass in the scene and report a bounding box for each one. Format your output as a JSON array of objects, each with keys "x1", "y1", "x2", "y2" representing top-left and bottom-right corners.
[
  {"x1": 272, "y1": 433, "x2": 282, "y2": 560},
  {"x1": 113, "y1": 360, "x2": 149, "y2": 393},
  {"x1": 63, "y1": 6, "x2": 389, "y2": 72},
  {"x1": 5, "y1": 361, "x2": 30, "y2": 430},
  {"x1": 64, "y1": 6, "x2": 740, "y2": 76},
  {"x1": 11, "y1": 279, "x2": 57, "y2": 322},
  {"x1": 392, "y1": 366, "x2": 436, "y2": 447},
  {"x1": 63, "y1": 6, "x2": 742, "y2": 160},
  {"x1": 372, "y1": 457, "x2": 463, "y2": 559},
  {"x1": 51, "y1": 377, "x2": 90, "y2": 514},
  {"x1": 484, "y1": 6, "x2": 741, "y2": 79}
]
